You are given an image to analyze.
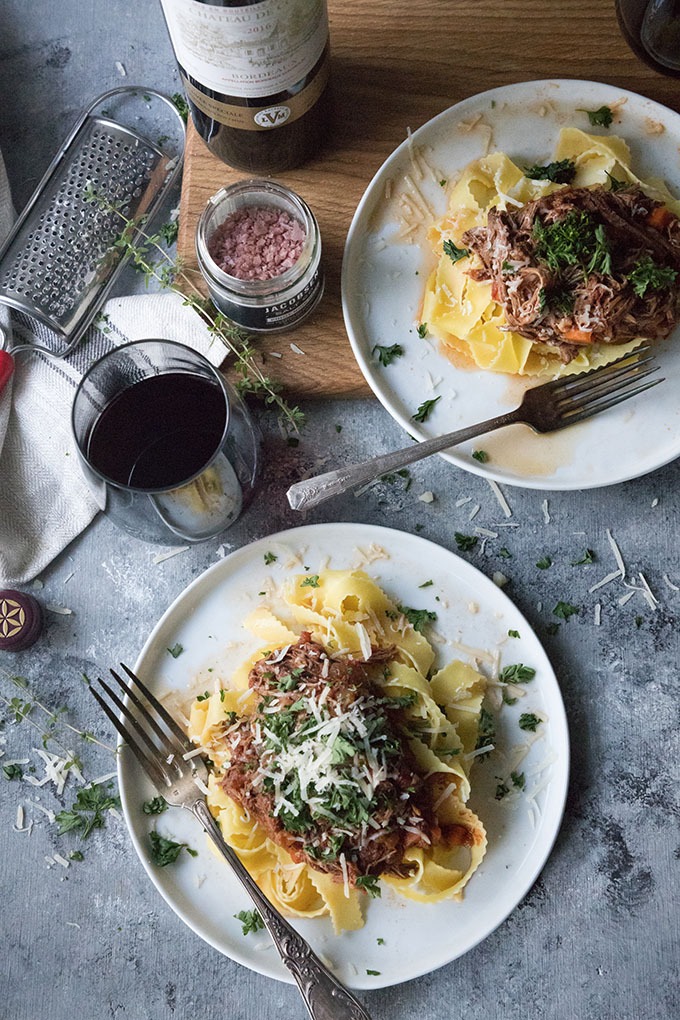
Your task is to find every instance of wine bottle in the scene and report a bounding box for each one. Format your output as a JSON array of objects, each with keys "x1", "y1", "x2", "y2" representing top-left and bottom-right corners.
[
  {"x1": 159, "y1": 0, "x2": 332, "y2": 172},
  {"x1": 615, "y1": 0, "x2": 680, "y2": 77}
]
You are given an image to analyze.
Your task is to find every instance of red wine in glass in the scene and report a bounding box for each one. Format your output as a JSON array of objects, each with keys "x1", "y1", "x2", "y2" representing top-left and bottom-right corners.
[{"x1": 615, "y1": 0, "x2": 680, "y2": 76}]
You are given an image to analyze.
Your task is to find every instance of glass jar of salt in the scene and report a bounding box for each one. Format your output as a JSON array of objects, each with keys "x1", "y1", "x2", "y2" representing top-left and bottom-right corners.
[{"x1": 196, "y1": 179, "x2": 324, "y2": 333}]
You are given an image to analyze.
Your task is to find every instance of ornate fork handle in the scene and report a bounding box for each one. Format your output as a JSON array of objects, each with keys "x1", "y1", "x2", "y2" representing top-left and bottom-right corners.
[{"x1": 192, "y1": 800, "x2": 371, "y2": 1020}]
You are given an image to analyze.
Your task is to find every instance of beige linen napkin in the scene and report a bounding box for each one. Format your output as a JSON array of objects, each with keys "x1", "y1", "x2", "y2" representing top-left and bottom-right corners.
[{"x1": 0, "y1": 152, "x2": 225, "y2": 586}]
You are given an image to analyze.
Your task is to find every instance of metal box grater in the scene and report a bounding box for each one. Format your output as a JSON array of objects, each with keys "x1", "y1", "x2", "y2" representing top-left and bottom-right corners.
[{"x1": 0, "y1": 87, "x2": 185, "y2": 358}]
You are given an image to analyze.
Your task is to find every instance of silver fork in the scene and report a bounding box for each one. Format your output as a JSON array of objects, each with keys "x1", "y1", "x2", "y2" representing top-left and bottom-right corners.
[
  {"x1": 90, "y1": 664, "x2": 372, "y2": 1020},
  {"x1": 287, "y1": 344, "x2": 662, "y2": 511}
]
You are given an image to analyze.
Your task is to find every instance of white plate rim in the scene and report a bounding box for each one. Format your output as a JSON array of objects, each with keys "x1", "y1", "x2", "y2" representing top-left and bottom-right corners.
[
  {"x1": 118, "y1": 522, "x2": 570, "y2": 989},
  {"x1": 341, "y1": 78, "x2": 680, "y2": 491}
]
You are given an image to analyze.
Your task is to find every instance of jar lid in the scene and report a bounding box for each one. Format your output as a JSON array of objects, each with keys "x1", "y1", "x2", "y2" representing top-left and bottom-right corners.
[{"x1": 0, "y1": 589, "x2": 43, "y2": 652}]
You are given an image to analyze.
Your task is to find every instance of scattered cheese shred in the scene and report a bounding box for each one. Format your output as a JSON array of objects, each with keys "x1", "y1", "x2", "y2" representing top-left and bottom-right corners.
[{"x1": 487, "y1": 479, "x2": 512, "y2": 518}]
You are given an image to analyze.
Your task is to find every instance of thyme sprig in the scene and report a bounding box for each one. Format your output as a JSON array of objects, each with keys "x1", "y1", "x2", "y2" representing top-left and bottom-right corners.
[{"x1": 84, "y1": 186, "x2": 305, "y2": 435}]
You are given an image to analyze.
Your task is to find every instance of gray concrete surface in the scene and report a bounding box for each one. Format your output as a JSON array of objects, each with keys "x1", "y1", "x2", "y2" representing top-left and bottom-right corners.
[{"x1": 0, "y1": 3, "x2": 678, "y2": 1019}]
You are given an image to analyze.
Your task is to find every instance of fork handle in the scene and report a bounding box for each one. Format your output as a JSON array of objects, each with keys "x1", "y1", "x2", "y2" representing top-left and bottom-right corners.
[
  {"x1": 286, "y1": 409, "x2": 521, "y2": 511},
  {"x1": 192, "y1": 801, "x2": 372, "y2": 1020}
]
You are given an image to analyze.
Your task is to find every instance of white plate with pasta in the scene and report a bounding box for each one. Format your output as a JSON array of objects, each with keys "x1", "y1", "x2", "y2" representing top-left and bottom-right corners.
[
  {"x1": 341, "y1": 78, "x2": 680, "y2": 490},
  {"x1": 118, "y1": 523, "x2": 569, "y2": 989}
]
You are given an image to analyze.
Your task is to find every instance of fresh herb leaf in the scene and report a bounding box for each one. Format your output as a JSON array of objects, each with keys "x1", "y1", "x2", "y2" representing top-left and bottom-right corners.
[
  {"x1": 418, "y1": 580, "x2": 434, "y2": 588},
  {"x1": 366, "y1": 969, "x2": 382, "y2": 976},
  {"x1": 511, "y1": 770, "x2": 526, "y2": 790},
  {"x1": 148, "y1": 830, "x2": 189, "y2": 867},
  {"x1": 2, "y1": 763, "x2": 23, "y2": 780},
  {"x1": 412, "y1": 396, "x2": 441, "y2": 423},
  {"x1": 519, "y1": 713, "x2": 542, "y2": 732},
  {"x1": 234, "y1": 909, "x2": 265, "y2": 935},
  {"x1": 587, "y1": 224, "x2": 613, "y2": 276},
  {"x1": 56, "y1": 785, "x2": 121, "y2": 838},
  {"x1": 417, "y1": 323, "x2": 428, "y2": 338},
  {"x1": 502, "y1": 689, "x2": 518, "y2": 705},
  {"x1": 572, "y1": 549, "x2": 595, "y2": 565},
  {"x1": 536, "y1": 556, "x2": 552, "y2": 569},
  {"x1": 508, "y1": 629, "x2": 520, "y2": 638},
  {"x1": 377, "y1": 937, "x2": 386, "y2": 945},
  {"x1": 454, "y1": 532, "x2": 478, "y2": 552},
  {"x1": 167, "y1": 643, "x2": 184, "y2": 659},
  {"x1": 553, "y1": 601, "x2": 579, "y2": 619},
  {"x1": 300, "y1": 574, "x2": 320, "y2": 588},
  {"x1": 627, "y1": 255, "x2": 678, "y2": 297},
  {"x1": 578, "y1": 105, "x2": 613, "y2": 128},
  {"x1": 499, "y1": 547, "x2": 512, "y2": 560},
  {"x1": 472, "y1": 449, "x2": 489, "y2": 463},
  {"x1": 171, "y1": 91, "x2": 189, "y2": 122},
  {"x1": 605, "y1": 171, "x2": 628, "y2": 192},
  {"x1": 356, "y1": 875, "x2": 382, "y2": 898},
  {"x1": 396, "y1": 605, "x2": 437, "y2": 633},
  {"x1": 443, "y1": 239, "x2": 469, "y2": 263},
  {"x1": 196, "y1": 691, "x2": 211, "y2": 702},
  {"x1": 142, "y1": 796, "x2": 168, "y2": 815},
  {"x1": 372, "y1": 343, "x2": 404, "y2": 367},
  {"x1": 69, "y1": 850, "x2": 84, "y2": 862},
  {"x1": 533, "y1": 210, "x2": 611, "y2": 277},
  {"x1": 523, "y1": 158, "x2": 576, "y2": 184},
  {"x1": 495, "y1": 781, "x2": 510, "y2": 800},
  {"x1": 475, "y1": 707, "x2": 495, "y2": 760},
  {"x1": 263, "y1": 551, "x2": 277, "y2": 565},
  {"x1": 159, "y1": 219, "x2": 179, "y2": 246},
  {"x1": 499, "y1": 663, "x2": 536, "y2": 684}
]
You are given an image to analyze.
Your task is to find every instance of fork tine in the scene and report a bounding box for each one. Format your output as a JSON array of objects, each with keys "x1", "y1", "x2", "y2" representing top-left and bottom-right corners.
[
  {"x1": 561, "y1": 376, "x2": 664, "y2": 425},
  {"x1": 556, "y1": 363, "x2": 659, "y2": 410},
  {"x1": 88, "y1": 680, "x2": 170, "y2": 788},
  {"x1": 540, "y1": 344, "x2": 652, "y2": 395},
  {"x1": 97, "y1": 672, "x2": 175, "y2": 785},
  {"x1": 119, "y1": 662, "x2": 193, "y2": 750},
  {"x1": 554, "y1": 356, "x2": 656, "y2": 405},
  {"x1": 109, "y1": 667, "x2": 187, "y2": 760}
]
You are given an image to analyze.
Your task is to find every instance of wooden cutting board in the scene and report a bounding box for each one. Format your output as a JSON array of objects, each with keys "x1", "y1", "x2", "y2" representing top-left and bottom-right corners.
[{"x1": 177, "y1": 0, "x2": 680, "y2": 399}]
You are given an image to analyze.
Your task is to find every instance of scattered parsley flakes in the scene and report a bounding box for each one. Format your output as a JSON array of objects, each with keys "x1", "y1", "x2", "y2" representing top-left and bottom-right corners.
[
  {"x1": 142, "y1": 796, "x2": 168, "y2": 815},
  {"x1": 196, "y1": 691, "x2": 211, "y2": 702},
  {"x1": 56, "y1": 784, "x2": 121, "y2": 838},
  {"x1": 454, "y1": 532, "x2": 478, "y2": 552},
  {"x1": 523, "y1": 158, "x2": 576, "y2": 184},
  {"x1": 2, "y1": 763, "x2": 23, "y2": 780},
  {"x1": 69, "y1": 850, "x2": 84, "y2": 862},
  {"x1": 171, "y1": 91, "x2": 189, "y2": 122},
  {"x1": 356, "y1": 874, "x2": 382, "y2": 898},
  {"x1": 416, "y1": 322, "x2": 428, "y2": 338},
  {"x1": 377, "y1": 937, "x2": 386, "y2": 945},
  {"x1": 627, "y1": 255, "x2": 677, "y2": 298},
  {"x1": 234, "y1": 909, "x2": 265, "y2": 935},
  {"x1": 553, "y1": 601, "x2": 579, "y2": 620},
  {"x1": 578, "y1": 104, "x2": 613, "y2": 128},
  {"x1": 396, "y1": 605, "x2": 437, "y2": 633},
  {"x1": 418, "y1": 580, "x2": 434, "y2": 588},
  {"x1": 148, "y1": 830, "x2": 191, "y2": 867},
  {"x1": 519, "y1": 713, "x2": 542, "y2": 732},
  {"x1": 263, "y1": 551, "x2": 277, "y2": 565},
  {"x1": 366, "y1": 969, "x2": 381, "y2": 976},
  {"x1": 536, "y1": 556, "x2": 552, "y2": 569},
  {"x1": 159, "y1": 219, "x2": 179, "y2": 246},
  {"x1": 443, "y1": 238, "x2": 469, "y2": 263},
  {"x1": 508, "y1": 629, "x2": 520, "y2": 638},
  {"x1": 372, "y1": 342, "x2": 404, "y2": 367},
  {"x1": 300, "y1": 574, "x2": 320, "y2": 588},
  {"x1": 475, "y1": 707, "x2": 495, "y2": 760},
  {"x1": 511, "y1": 770, "x2": 526, "y2": 790},
  {"x1": 499, "y1": 663, "x2": 536, "y2": 683},
  {"x1": 335, "y1": 423, "x2": 343, "y2": 433},
  {"x1": 495, "y1": 781, "x2": 510, "y2": 800},
  {"x1": 472, "y1": 449, "x2": 489, "y2": 463},
  {"x1": 412, "y1": 396, "x2": 441, "y2": 423},
  {"x1": 167, "y1": 643, "x2": 184, "y2": 658},
  {"x1": 499, "y1": 547, "x2": 512, "y2": 560},
  {"x1": 572, "y1": 549, "x2": 595, "y2": 565},
  {"x1": 502, "y1": 689, "x2": 518, "y2": 706}
]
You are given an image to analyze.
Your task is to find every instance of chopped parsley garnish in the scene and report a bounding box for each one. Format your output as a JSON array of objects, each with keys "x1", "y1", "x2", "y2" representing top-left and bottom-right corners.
[
  {"x1": 142, "y1": 796, "x2": 168, "y2": 815},
  {"x1": 605, "y1": 171, "x2": 628, "y2": 192},
  {"x1": 519, "y1": 713, "x2": 542, "y2": 732},
  {"x1": 69, "y1": 850, "x2": 84, "y2": 862},
  {"x1": 372, "y1": 343, "x2": 404, "y2": 367},
  {"x1": 171, "y1": 91, "x2": 189, "y2": 122},
  {"x1": 167, "y1": 643, "x2": 184, "y2": 658},
  {"x1": 454, "y1": 532, "x2": 478, "y2": 552},
  {"x1": 2, "y1": 763, "x2": 23, "y2": 780},
  {"x1": 159, "y1": 219, "x2": 179, "y2": 246},
  {"x1": 523, "y1": 158, "x2": 576, "y2": 184},
  {"x1": 536, "y1": 556, "x2": 552, "y2": 569},
  {"x1": 263, "y1": 551, "x2": 277, "y2": 565},
  {"x1": 418, "y1": 579, "x2": 434, "y2": 588},
  {"x1": 148, "y1": 830, "x2": 191, "y2": 867},
  {"x1": 443, "y1": 239, "x2": 469, "y2": 263},
  {"x1": 511, "y1": 770, "x2": 526, "y2": 790},
  {"x1": 627, "y1": 255, "x2": 677, "y2": 297},
  {"x1": 196, "y1": 691, "x2": 211, "y2": 702},
  {"x1": 572, "y1": 549, "x2": 595, "y2": 565},
  {"x1": 412, "y1": 396, "x2": 441, "y2": 423},
  {"x1": 578, "y1": 104, "x2": 613, "y2": 128},
  {"x1": 499, "y1": 547, "x2": 512, "y2": 560},
  {"x1": 56, "y1": 785, "x2": 121, "y2": 838},
  {"x1": 234, "y1": 909, "x2": 265, "y2": 935},
  {"x1": 366, "y1": 969, "x2": 381, "y2": 976},
  {"x1": 300, "y1": 574, "x2": 320, "y2": 588},
  {"x1": 495, "y1": 781, "x2": 510, "y2": 800},
  {"x1": 502, "y1": 689, "x2": 518, "y2": 706},
  {"x1": 356, "y1": 875, "x2": 382, "y2": 898},
  {"x1": 377, "y1": 937, "x2": 386, "y2": 945},
  {"x1": 533, "y1": 211, "x2": 612, "y2": 277},
  {"x1": 475, "y1": 707, "x2": 495, "y2": 760},
  {"x1": 508, "y1": 629, "x2": 520, "y2": 638},
  {"x1": 587, "y1": 224, "x2": 613, "y2": 276},
  {"x1": 553, "y1": 601, "x2": 579, "y2": 619},
  {"x1": 499, "y1": 663, "x2": 536, "y2": 684},
  {"x1": 396, "y1": 605, "x2": 437, "y2": 633},
  {"x1": 472, "y1": 449, "x2": 489, "y2": 463},
  {"x1": 417, "y1": 322, "x2": 428, "y2": 338}
]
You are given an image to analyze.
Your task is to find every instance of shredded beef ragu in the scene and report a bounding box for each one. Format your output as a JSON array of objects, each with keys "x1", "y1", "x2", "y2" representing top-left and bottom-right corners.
[
  {"x1": 220, "y1": 634, "x2": 441, "y2": 887},
  {"x1": 462, "y1": 184, "x2": 680, "y2": 363}
]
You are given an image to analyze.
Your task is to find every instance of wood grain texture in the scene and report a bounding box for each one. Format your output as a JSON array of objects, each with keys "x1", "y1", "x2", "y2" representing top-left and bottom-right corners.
[{"x1": 177, "y1": 0, "x2": 680, "y2": 398}]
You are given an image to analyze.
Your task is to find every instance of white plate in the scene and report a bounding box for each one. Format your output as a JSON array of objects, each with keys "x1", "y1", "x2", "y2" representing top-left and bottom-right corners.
[
  {"x1": 341, "y1": 79, "x2": 680, "y2": 490},
  {"x1": 118, "y1": 523, "x2": 569, "y2": 989}
]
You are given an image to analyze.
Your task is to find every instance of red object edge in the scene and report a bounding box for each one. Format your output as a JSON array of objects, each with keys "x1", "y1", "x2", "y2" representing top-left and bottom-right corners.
[{"x1": 0, "y1": 350, "x2": 14, "y2": 395}]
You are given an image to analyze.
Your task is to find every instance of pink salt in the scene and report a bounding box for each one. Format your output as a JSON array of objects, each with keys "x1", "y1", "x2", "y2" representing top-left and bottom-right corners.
[{"x1": 208, "y1": 205, "x2": 306, "y2": 281}]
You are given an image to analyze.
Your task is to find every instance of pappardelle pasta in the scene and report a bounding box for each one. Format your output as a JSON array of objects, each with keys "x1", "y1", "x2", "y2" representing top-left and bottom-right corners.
[
  {"x1": 188, "y1": 569, "x2": 488, "y2": 933},
  {"x1": 422, "y1": 128, "x2": 680, "y2": 377}
]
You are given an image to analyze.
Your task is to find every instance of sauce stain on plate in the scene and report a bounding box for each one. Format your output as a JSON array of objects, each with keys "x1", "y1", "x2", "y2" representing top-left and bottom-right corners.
[{"x1": 477, "y1": 423, "x2": 579, "y2": 478}]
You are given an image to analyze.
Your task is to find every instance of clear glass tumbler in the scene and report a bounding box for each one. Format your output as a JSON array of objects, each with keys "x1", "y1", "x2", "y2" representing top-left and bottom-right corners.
[{"x1": 72, "y1": 339, "x2": 260, "y2": 544}]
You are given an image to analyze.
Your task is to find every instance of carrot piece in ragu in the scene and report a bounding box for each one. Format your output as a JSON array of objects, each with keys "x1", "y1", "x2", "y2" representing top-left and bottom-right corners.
[
  {"x1": 560, "y1": 328, "x2": 593, "y2": 344},
  {"x1": 646, "y1": 205, "x2": 674, "y2": 231}
]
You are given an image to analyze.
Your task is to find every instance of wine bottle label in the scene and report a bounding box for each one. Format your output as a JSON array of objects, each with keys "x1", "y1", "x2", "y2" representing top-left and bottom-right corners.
[
  {"x1": 159, "y1": 0, "x2": 328, "y2": 98},
  {"x1": 180, "y1": 51, "x2": 329, "y2": 130}
]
